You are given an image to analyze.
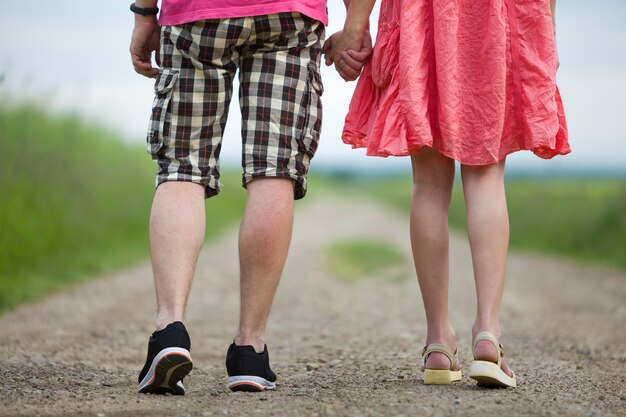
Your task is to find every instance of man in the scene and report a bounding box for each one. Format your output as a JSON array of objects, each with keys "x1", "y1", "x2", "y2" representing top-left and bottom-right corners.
[{"x1": 129, "y1": 0, "x2": 370, "y2": 394}]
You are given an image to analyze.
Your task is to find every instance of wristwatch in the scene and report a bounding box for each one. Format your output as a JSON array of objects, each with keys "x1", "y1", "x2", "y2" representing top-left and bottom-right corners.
[{"x1": 130, "y1": 3, "x2": 159, "y2": 16}]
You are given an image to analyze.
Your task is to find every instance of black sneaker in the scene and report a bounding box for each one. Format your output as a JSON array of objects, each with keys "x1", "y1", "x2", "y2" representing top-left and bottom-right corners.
[
  {"x1": 137, "y1": 321, "x2": 193, "y2": 395},
  {"x1": 225, "y1": 343, "x2": 277, "y2": 392}
]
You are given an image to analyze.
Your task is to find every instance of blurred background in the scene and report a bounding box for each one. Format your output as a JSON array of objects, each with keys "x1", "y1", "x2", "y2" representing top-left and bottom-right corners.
[
  {"x1": 1, "y1": 0, "x2": 625, "y2": 312},
  {"x1": 2, "y1": 0, "x2": 625, "y2": 173}
]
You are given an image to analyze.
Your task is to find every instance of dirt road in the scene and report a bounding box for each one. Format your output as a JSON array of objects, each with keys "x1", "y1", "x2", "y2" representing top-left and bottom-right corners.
[{"x1": 1, "y1": 195, "x2": 625, "y2": 417}]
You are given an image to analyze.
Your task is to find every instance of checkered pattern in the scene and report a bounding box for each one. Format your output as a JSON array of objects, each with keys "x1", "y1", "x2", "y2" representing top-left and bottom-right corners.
[{"x1": 147, "y1": 13, "x2": 325, "y2": 199}]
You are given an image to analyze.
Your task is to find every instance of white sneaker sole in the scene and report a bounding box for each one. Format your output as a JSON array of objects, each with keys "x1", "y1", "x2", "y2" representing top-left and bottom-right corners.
[
  {"x1": 227, "y1": 375, "x2": 276, "y2": 392},
  {"x1": 138, "y1": 347, "x2": 193, "y2": 395}
]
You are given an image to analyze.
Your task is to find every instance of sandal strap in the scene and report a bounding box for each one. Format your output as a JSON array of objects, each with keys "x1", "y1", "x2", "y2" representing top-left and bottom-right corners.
[
  {"x1": 473, "y1": 331, "x2": 504, "y2": 367},
  {"x1": 421, "y1": 343, "x2": 456, "y2": 367}
]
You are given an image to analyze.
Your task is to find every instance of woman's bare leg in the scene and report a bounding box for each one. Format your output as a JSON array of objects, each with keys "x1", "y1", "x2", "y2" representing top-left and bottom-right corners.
[
  {"x1": 460, "y1": 160, "x2": 512, "y2": 376},
  {"x1": 410, "y1": 148, "x2": 459, "y2": 370}
]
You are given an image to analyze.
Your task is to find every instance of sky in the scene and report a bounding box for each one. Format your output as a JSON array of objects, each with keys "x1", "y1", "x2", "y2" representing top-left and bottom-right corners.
[{"x1": 1, "y1": 0, "x2": 625, "y2": 174}]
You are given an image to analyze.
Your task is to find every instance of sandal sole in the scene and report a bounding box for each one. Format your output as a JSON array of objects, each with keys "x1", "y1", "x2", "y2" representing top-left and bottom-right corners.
[
  {"x1": 423, "y1": 369, "x2": 462, "y2": 385},
  {"x1": 469, "y1": 360, "x2": 516, "y2": 388}
]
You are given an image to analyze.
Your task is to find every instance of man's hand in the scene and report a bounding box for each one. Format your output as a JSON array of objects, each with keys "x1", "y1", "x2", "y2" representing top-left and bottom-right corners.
[
  {"x1": 130, "y1": 16, "x2": 160, "y2": 78},
  {"x1": 322, "y1": 33, "x2": 336, "y2": 67},
  {"x1": 323, "y1": 30, "x2": 372, "y2": 82}
]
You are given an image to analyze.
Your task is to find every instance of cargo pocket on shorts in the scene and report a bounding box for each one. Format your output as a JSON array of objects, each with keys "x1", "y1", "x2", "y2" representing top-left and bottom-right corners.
[
  {"x1": 147, "y1": 69, "x2": 179, "y2": 157},
  {"x1": 298, "y1": 62, "x2": 324, "y2": 157}
]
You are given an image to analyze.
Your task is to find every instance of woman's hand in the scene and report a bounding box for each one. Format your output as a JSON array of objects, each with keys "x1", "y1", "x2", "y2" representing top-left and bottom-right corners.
[
  {"x1": 338, "y1": 30, "x2": 373, "y2": 81},
  {"x1": 323, "y1": 30, "x2": 373, "y2": 81},
  {"x1": 323, "y1": 30, "x2": 360, "y2": 69}
]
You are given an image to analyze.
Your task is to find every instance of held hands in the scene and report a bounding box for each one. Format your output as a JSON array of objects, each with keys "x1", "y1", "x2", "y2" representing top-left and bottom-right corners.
[
  {"x1": 130, "y1": 15, "x2": 160, "y2": 78},
  {"x1": 323, "y1": 30, "x2": 373, "y2": 82}
]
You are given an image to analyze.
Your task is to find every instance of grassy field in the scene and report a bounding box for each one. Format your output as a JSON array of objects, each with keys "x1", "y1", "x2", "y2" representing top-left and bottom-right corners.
[
  {"x1": 312, "y1": 172, "x2": 626, "y2": 271},
  {"x1": 326, "y1": 240, "x2": 407, "y2": 281},
  {"x1": 0, "y1": 103, "x2": 246, "y2": 313},
  {"x1": 2, "y1": 103, "x2": 624, "y2": 313}
]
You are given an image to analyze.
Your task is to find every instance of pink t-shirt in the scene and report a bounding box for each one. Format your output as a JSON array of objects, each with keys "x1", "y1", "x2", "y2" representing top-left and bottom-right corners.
[{"x1": 159, "y1": 0, "x2": 328, "y2": 26}]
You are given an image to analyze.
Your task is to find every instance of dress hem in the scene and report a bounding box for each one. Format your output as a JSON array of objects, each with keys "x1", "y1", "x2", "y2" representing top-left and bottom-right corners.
[{"x1": 343, "y1": 133, "x2": 571, "y2": 166}]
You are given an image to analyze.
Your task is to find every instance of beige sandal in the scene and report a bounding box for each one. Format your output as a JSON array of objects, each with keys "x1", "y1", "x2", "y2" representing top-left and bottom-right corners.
[
  {"x1": 421, "y1": 343, "x2": 463, "y2": 385},
  {"x1": 468, "y1": 332, "x2": 517, "y2": 388}
]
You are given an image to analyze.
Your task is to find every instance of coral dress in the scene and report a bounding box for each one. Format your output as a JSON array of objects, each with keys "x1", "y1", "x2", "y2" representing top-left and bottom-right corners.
[{"x1": 343, "y1": 0, "x2": 570, "y2": 164}]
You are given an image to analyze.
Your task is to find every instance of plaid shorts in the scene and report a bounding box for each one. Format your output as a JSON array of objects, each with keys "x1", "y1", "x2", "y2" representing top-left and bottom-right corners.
[{"x1": 147, "y1": 13, "x2": 325, "y2": 199}]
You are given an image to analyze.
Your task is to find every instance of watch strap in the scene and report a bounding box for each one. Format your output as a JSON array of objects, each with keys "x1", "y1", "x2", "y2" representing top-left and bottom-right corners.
[{"x1": 130, "y1": 3, "x2": 159, "y2": 16}]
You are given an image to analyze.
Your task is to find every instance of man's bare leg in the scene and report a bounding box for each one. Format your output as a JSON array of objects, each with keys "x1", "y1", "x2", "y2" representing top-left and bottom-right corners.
[
  {"x1": 150, "y1": 181, "x2": 206, "y2": 331},
  {"x1": 235, "y1": 178, "x2": 295, "y2": 353}
]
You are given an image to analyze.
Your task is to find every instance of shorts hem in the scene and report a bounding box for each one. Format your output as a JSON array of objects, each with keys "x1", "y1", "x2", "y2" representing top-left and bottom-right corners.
[
  {"x1": 156, "y1": 175, "x2": 221, "y2": 199},
  {"x1": 242, "y1": 172, "x2": 307, "y2": 200}
]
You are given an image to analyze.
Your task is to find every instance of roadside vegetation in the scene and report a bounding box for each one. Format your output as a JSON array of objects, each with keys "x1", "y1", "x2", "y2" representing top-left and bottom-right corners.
[
  {"x1": 2, "y1": 102, "x2": 623, "y2": 313},
  {"x1": 326, "y1": 240, "x2": 408, "y2": 281},
  {"x1": 312, "y1": 172, "x2": 626, "y2": 271},
  {"x1": 0, "y1": 103, "x2": 246, "y2": 313}
]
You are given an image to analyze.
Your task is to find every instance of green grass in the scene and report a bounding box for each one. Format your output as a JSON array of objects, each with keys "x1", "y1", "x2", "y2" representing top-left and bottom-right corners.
[
  {"x1": 482, "y1": 178, "x2": 626, "y2": 269},
  {"x1": 2, "y1": 102, "x2": 623, "y2": 313},
  {"x1": 0, "y1": 103, "x2": 246, "y2": 313},
  {"x1": 326, "y1": 240, "x2": 407, "y2": 281},
  {"x1": 312, "y1": 172, "x2": 626, "y2": 270}
]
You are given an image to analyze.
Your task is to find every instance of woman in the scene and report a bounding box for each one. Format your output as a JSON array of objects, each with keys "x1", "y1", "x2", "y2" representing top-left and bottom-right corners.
[{"x1": 324, "y1": 0, "x2": 569, "y2": 387}]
